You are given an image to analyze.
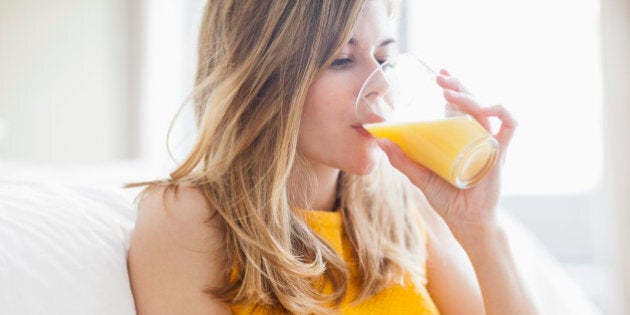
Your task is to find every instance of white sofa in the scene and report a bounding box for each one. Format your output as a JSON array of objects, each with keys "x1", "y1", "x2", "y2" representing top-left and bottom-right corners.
[{"x1": 0, "y1": 159, "x2": 603, "y2": 314}]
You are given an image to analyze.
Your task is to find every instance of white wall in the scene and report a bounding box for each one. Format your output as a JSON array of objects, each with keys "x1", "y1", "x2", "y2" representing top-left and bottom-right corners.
[
  {"x1": 0, "y1": 0, "x2": 133, "y2": 165},
  {"x1": 137, "y1": 0, "x2": 202, "y2": 167}
]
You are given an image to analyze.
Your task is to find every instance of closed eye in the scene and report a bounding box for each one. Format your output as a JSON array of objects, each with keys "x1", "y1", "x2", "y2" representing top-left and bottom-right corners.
[
  {"x1": 330, "y1": 58, "x2": 353, "y2": 69},
  {"x1": 379, "y1": 58, "x2": 396, "y2": 70}
]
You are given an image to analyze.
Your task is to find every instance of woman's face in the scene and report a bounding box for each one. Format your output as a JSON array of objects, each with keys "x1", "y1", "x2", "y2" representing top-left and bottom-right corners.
[{"x1": 298, "y1": 1, "x2": 396, "y2": 175}]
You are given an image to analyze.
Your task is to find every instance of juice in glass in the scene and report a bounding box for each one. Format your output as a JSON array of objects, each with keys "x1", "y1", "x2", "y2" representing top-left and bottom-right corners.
[{"x1": 365, "y1": 115, "x2": 498, "y2": 189}]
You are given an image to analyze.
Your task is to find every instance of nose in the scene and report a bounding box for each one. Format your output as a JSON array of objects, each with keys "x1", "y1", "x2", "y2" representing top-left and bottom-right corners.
[
  {"x1": 355, "y1": 61, "x2": 394, "y2": 124},
  {"x1": 361, "y1": 63, "x2": 391, "y2": 102}
]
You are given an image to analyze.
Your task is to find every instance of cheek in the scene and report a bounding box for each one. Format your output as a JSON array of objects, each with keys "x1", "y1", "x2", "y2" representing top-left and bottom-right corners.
[
  {"x1": 298, "y1": 84, "x2": 350, "y2": 155},
  {"x1": 303, "y1": 77, "x2": 359, "y2": 124}
]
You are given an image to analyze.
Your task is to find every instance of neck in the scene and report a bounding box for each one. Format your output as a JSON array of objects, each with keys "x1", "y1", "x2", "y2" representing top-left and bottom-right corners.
[
  {"x1": 312, "y1": 165, "x2": 341, "y2": 211},
  {"x1": 290, "y1": 162, "x2": 340, "y2": 212}
]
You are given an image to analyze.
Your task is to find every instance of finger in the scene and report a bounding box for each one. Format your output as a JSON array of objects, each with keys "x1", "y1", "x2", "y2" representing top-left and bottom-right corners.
[
  {"x1": 444, "y1": 102, "x2": 460, "y2": 117},
  {"x1": 482, "y1": 104, "x2": 518, "y2": 158},
  {"x1": 436, "y1": 74, "x2": 468, "y2": 93},
  {"x1": 376, "y1": 138, "x2": 433, "y2": 189},
  {"x1": 439, "y1": 69, "x2": 451, "y2": 76},
  {"x1": 443, "y1": 90, "x2": 490, "y2": 130}
]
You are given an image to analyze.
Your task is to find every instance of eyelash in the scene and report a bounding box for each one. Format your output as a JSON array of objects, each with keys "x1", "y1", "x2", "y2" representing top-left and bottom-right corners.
[
  {"x1": 330, "y1": 58, "x2": 353, "y2": 68},
  {"x1": 330, "y1": 58, "x2": 389, "y2": 69}
]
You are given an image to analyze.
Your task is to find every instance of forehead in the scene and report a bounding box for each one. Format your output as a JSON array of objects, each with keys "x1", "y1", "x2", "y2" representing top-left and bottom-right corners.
[{"x1": 348, "y1": 1, "x2": 395, "y2": 49}]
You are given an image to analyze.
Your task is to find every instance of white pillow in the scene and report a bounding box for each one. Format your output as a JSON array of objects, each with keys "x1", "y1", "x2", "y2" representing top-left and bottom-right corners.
[{"x1": 0, "y1": 181, "x2": 137, "y2": 315}]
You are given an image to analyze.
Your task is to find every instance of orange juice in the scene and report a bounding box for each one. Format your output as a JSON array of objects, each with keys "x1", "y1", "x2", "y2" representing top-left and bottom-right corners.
[{"x1": 365, "y1": 115, "x2": 498, "y2": 189}]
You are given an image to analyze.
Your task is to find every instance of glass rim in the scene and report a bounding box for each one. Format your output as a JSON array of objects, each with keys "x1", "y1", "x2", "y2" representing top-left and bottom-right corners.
[{"x1": 354, "y1": 53, "x2": 439, "y2": 125}]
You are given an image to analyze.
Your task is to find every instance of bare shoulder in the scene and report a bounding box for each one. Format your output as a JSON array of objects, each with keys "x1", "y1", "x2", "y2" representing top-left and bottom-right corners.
[
  {"x1": 135, "y1": 183, "x2": 218, "y2": 228},
  {"x1": 128, "y1": 183, "x2": 231, "y2": 314},
  {"x1": 133, "y1": 184, "x2": 224, "y2": 254}
]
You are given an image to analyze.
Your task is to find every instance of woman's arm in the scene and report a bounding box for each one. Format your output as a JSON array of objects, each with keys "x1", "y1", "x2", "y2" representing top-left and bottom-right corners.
[
  {"x1": 456, "y1": 221, "x2": 538, "y2": 315},
  {"x1": 420, "y1": 203, "x2": 486, "y2": 315},
  {"x1": 420, "y1": 202, "x2": 537, "y2": 315},
  {"x1": 127, "y1": 184, "x2": 232, "y2": 315}
]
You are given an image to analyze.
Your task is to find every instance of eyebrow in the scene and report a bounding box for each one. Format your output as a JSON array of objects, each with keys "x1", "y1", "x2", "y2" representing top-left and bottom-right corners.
[{"x1": 348, "y1": 38, "x2": 396, "y2": 48}]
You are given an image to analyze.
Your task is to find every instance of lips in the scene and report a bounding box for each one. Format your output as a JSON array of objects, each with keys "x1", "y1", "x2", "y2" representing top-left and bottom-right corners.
[{"x1": 352, "y1": 124, "x2": 373, "y2": 138}]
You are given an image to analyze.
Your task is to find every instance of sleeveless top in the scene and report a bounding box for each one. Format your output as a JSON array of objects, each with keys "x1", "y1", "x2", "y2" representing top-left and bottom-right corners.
[{"x1": 231, "y1": 209, "x2": 441, "y2": 314}]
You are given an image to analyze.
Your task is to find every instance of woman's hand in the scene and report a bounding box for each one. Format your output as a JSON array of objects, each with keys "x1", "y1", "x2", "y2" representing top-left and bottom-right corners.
[
  {"x1": 377, "y1": 69, "x2": 518, "y2": 241},
  {"x1": 379, "y1": 70, "x2": 542, "y2": 314}
]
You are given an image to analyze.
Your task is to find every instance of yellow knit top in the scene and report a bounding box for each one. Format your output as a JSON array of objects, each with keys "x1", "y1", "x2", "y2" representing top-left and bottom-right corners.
[{"x1": 232, "y1": 209, "x2": 440, "y2": 314}]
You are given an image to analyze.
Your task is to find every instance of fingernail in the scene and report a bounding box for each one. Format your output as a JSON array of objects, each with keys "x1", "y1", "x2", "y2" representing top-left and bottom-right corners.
[
  {"x1": 436, "y1": 74, "x2": 446, "y2": 82},
  {"x1": 376, "y1": 138, "x2": 389, "y2": 148}
]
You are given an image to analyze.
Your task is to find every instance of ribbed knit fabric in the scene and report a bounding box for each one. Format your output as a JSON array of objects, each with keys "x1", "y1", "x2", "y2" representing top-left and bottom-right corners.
[{"x1": 232, "y1": 209, "x2": 440, "y2": 314}]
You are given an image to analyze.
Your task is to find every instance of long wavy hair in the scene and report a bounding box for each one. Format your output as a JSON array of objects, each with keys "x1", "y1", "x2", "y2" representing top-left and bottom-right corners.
[{"x1": 129, "y1": 0, "x2": 427, "y2": 313}]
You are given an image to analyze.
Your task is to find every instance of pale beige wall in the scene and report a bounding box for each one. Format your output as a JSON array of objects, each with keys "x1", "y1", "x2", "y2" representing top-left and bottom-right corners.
[
  {"x1": 0, "y1": 0, "x2": 133, "y2": 165},
  {"x1": 600, "y1": 0, "x2": 630, "y2": 314}
]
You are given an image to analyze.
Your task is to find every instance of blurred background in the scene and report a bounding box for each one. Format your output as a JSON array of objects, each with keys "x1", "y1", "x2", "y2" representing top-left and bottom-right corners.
[{"x1": 1, "y1": 0, "x2": 628, "y2": 313}]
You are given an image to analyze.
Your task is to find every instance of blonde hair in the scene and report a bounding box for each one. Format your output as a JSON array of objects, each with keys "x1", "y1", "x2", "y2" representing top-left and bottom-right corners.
[{"x1": 129, "y1": 0, "x2": 426, "y2": 313}]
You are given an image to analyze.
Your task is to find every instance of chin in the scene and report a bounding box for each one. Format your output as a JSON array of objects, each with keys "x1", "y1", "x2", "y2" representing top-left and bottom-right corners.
[
  {"x1": 343, "y1": 149, "x2": 380, "y2": 176},
  {"x1": 352, "y1": 165, "x2": 377, "y2": 176}
]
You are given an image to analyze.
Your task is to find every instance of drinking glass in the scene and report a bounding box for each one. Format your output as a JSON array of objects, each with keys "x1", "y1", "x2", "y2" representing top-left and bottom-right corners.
[{"x1": 356, "y1": 53, "x2": 498, "y2": 189}]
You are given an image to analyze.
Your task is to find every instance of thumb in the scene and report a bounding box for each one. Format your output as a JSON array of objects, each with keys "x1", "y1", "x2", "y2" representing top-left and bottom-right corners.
[{"x1": 376, "y1": 138, "x2": 434, "y2": 190}]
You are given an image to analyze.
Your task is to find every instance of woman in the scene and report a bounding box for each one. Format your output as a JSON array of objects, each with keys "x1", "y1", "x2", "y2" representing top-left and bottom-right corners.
[{"x1": 127, "y1": 0, "x2": 539, "y2": 314}]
